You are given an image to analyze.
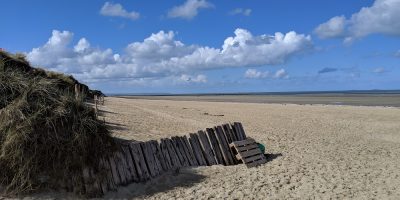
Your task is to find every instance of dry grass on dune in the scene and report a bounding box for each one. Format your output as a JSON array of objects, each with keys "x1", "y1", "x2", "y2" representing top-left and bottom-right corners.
[{"x1": 0, "y1": 51, "x2": 115, "y2": 195}]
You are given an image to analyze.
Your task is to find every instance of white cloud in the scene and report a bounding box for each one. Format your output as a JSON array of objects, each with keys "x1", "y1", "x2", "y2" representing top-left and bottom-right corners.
[
  {"x1": 229, "y1": 8, "x2": 252, "y2": 16},
  {"x1": 100, "y1": 2, "x2": 140, "y2": 20},
  {"x1": 167, "y1": 0, "x2": 213, "y2": 20},
  {"x1": 27, "y1": 30, "x2": 74, "y2": 68},
  {"x1": 314, "y1": 0, "x2": 400, "y2": 42},
  {"x1": 274, "y1": 69, "x2": 288, "y2": 79},
  {"x1": 314, "y1": 16, "x2": 346, "y2": 39},
  {"x1": 27, "y1": 30, "x2": 118, "y2": 74},
  {"x1": 245, "y1": 68, "x2": 289, "y2": 79},
  {"x1": 26, "y1": 29, "x2": 310, "y2": 84},
  {"x1": 244, "y1": 69, "x2": 269, "y2": 79},
  {"x1": 74, "y1": 38, "x2": 90, "y2": 53},
  {"x1": 179, "y1": 74, "x2": 207, "y2": 83}
]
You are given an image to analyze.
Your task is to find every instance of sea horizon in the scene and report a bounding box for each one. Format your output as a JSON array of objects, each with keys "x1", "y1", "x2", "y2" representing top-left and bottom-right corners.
[{"x1": 107, "y1": 89, "x2": 400, "y2": 97}]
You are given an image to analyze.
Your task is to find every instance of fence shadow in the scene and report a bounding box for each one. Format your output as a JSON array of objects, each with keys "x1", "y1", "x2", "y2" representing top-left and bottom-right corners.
[
  {"x1": 103, "y1": 168, "x2": 206, "y2": 199},
  {"x1": 105, "y1": 121, "x2": 129, "y2": 131},
  {"x1": 265, "y1": 153, "x2": 282, "y2": 162}
]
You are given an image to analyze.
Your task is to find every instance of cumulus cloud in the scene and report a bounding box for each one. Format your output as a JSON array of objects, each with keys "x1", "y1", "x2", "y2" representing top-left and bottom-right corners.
[
  {"x1": 244, "y1": 69, "x2": 269, "y2": 79},
  {"x1": 26, "y1": 29, "x2": 311, "y2": 83},
  {"x1": 314, "y1": 0, "x2": 400, "y2": 42},
  {"x1": 167, "y1": 0, "x2": 213, "y2": 19},
  {"x1": 100, "y1": 2, "x2": 140, "y2": 20},
  {"x1": 27, "y1": 30, "x2": 118, "y2": 74},
  {"x1": 245, "y1": 68, "x2": 289, "y2": 79},
  {"x1": 229, "y1": 8, "x2": 252, "y2": 16},
  {"x1": 318, "y1": 67, "x2": 338, "y2": 74},
  {"x1": 314, "y1": 16, "x2": 346, "y2": 39},
  {"x1": 274, "y1": 69, "x2": 288, "y2": 79}
]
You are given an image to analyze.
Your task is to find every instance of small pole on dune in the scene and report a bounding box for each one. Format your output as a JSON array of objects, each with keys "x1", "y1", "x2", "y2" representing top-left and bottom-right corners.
[
  {"x1": 74, "y1": 84, "x2": 79, "y2": 100},
  {"x1": 94, "y1": 95, "x2": 98, "y2": 117}
]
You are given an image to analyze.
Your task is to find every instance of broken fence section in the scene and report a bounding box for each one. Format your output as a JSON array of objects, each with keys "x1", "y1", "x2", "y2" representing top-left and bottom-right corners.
[{"x1": 73, "y1": 122, "x2": 260, "y2": 197}]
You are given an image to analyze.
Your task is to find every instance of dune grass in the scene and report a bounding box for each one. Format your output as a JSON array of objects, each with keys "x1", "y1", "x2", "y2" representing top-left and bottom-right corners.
[{"x1": 0, "y1": 51, "x2": 115, "y2": 195}]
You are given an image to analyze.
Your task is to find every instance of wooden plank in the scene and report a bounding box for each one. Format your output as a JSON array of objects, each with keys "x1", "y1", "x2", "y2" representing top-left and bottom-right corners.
[
  {"x1": 188, "y1": 137, "x2": 199, "y2": 164},
  {"x1": 145, "y1": 141, "x2": 161, "y2": 176},
  {"x1": 230, "y1": 123, "x2": 242, "y2": 141},
  {"x1": 194, "y1": 134, "x2": 208, "y2": 166},
  {"x1": 233, "y1": 122, "x2": 247, "y2": 140},
  {"x1": 173, "y1": 136, "x2": 192, "y2": 166},
  {"x1": 165, "y1": 138, "x2": 182, "y2": 169},
  {"x1": 171, "y1": 137, "x2": 189, "y2": 167},
  {"x1": 140, "y1": 142, "x2": 157, "y2": 177},
  {"x1": 114, "y1": 151, "x2": 128, "y2": 185},
  {"x1": 197, "y1": 130, "x2": 217, "y2": 166},
  {"x1": 214, "y1": 126, "x2": 235, "y2": 165},
  {"x1": 119, "y1": 150, "x2": 133, "y2": 184},
  {"x1": 223, "y1": 124, "x2": 236, "y2": 142},
  {"x1": 237, "y1": 122, "x2": 247, "y2": 139},
  {"x1": 180, "y1": 136, "x2": 198, "y2": 166},
  {"x1": 152, "y1": 140, "x2": 168, "y2": 171},
  {"x1": 242, "y1": 154, "x2": 265, "y2": 163},
  {"x1": 189, "y1": 133, "x2": 207, "y2": 166},
  {"x1": 222, "y1": 125, "x2": 240, "y2": 164},
  {"x1": 98, "y1": 158, "x2": 110, "y2": 193},
  {"x1": 233, "y1": 143, "x2": 259, "y2": 152},
  {"x1": 222, "y1": 124, "x2": 232, "y2": 143},
  {"x1": 237, "y1": 148, "x2": 262, "y2": 158},
  {"x1": 206, "y1": 128, "x2": 225, "y2": 165},
  {"x1": 231, "y1": 138, "x2": 256, "y2": 147},
  {"x1": 176, "y1": 136, "x2": 192, "y2": 166},
  {"x1": 129, "y1": 143, "x2": 150, "y2": 181},
  {"x1": 122, "y1": 145, "x2": 139, "y2": 183},
  {"x1": 170, "y1": 137, "x2": 183, "y2": 166},
  {"x1": 149, "y1": 140, "x2": 163, "y2": 174},
  {"x1": 101, "y1": 157, "x2": 116, "y2": 191},
  {"x1": 159, "y1": 139, "x2": 173, "y2": 170},
  {"x1": 233, "y1": 122, "x2": 243, "y2": 140},
  {"x1": 108, "y1": 156, "x2": 121, "y2": 186}
]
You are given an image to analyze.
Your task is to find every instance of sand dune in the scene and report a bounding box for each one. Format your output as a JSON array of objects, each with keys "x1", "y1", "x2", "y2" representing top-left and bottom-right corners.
[{"x1": 96, "y1": 97, "x2": 400, "y2": 199}]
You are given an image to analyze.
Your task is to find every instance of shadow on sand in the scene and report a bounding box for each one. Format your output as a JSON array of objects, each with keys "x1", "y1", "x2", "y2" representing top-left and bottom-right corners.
[
  {"x1": 105, "y1": 121, "x2": 129, "y2": 131},
  {"x1": 103, "y1": 168, "x2": 206, "y2": 199},
  {"x1": 265, "y1": 153, "x2": 283, "y2": 162}
]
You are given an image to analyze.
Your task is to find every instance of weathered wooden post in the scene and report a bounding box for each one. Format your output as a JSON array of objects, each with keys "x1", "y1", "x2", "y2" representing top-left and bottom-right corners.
[
  {"x1": 74, "y1": 84, "x2": 79, "y2": 100},
  {"x1": 94, "y1": 95, "x2": 98, "y2": 117}
]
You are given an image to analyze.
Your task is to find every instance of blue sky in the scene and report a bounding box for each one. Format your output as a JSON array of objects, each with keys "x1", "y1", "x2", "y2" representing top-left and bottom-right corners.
[{"x1": 1, "y1": 0, "x2": 399, "y2": 94}]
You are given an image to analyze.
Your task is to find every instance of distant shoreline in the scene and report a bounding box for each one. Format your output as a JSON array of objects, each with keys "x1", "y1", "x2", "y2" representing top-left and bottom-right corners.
[
  {"x1": 112, "y1": 91, "x2": 400, "y2": 107},
  {"x1": 107, "y1": 89, "x2": 400, "y2": 97}
]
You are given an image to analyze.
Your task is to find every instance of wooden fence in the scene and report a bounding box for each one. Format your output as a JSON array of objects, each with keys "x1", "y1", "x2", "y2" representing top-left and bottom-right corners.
[{"x1": 74, "y1": 122, "x2": 248, "y2": 197}]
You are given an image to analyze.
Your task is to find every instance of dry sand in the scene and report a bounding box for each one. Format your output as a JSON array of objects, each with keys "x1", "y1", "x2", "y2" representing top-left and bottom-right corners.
[
  {"x1": 98, "y1": 97, "x2": 400, "y2": 199},
  {"x1": 2, "y1": 96, "x2": 399, "y2": 199}
]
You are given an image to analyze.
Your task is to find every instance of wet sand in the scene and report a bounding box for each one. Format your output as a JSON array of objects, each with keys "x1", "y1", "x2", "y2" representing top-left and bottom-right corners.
[{"x1": 118, "y1": 93, "x2": 400, "y2": 107}]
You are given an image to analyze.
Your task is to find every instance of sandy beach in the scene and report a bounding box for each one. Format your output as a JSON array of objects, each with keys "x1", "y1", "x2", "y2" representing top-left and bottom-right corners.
[{"x1": 93, "y1": 97, "x2": 400, "y2": 199}]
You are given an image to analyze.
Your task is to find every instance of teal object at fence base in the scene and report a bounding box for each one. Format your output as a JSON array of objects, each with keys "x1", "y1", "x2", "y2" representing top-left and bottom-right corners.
[{"x1": 257, "y1": 143, "x2": 265, "y2": 154}]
